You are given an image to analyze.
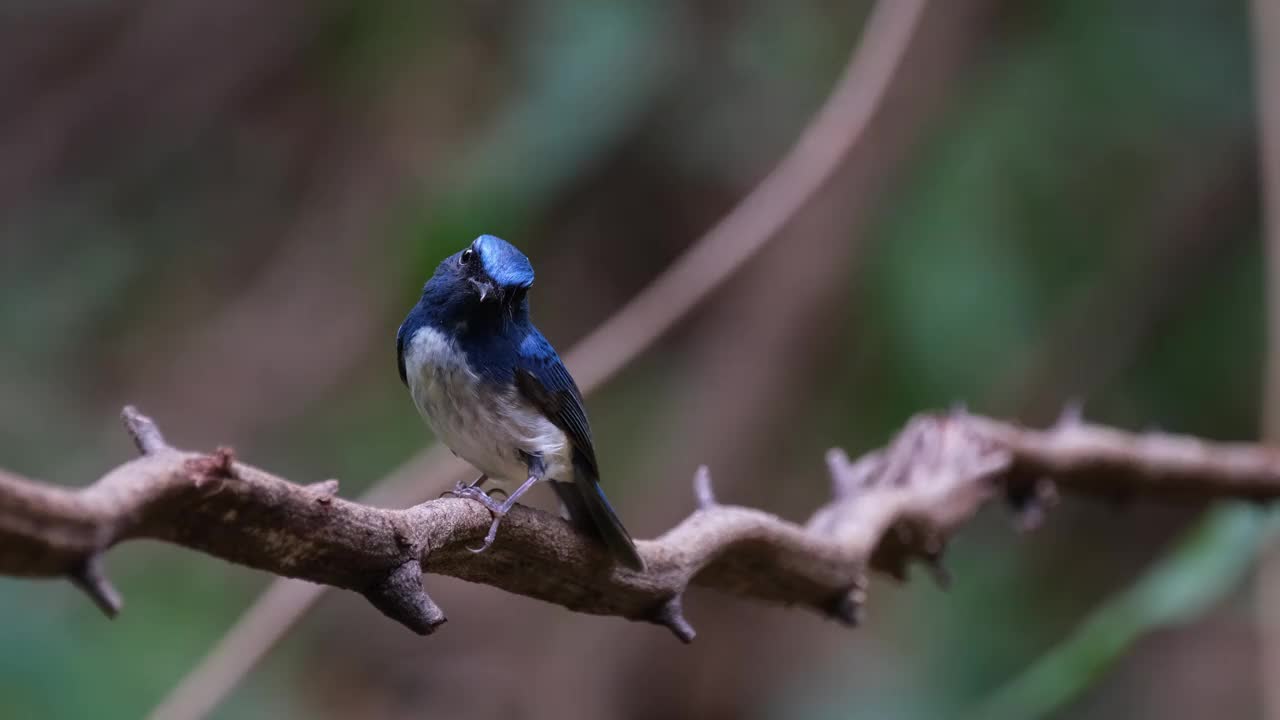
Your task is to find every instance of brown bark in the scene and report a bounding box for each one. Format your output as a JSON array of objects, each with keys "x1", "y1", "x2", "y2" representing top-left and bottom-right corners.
[{"x1": 5, "y1": 406, "x2": 1280, "y2": 639}]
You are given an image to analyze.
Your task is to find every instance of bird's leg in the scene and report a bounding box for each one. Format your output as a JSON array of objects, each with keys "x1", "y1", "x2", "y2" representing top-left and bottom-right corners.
[
  {"x1": 468, "y1": 473, "x2": 509, "y2": 500},
  {"x1": 449, "y1": 453, "x2": 545, "y2": 553}
]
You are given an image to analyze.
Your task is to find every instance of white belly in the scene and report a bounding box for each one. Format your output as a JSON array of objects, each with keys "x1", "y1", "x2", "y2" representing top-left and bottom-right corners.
[{"x1": 403, "y1": 326, "x2": 571, "y2": 484}]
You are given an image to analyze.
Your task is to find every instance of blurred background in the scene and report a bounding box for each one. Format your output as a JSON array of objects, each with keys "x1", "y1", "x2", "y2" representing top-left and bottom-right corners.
[{"x1": 0, "y1": 0, "x2": 1271, "y2": 718}]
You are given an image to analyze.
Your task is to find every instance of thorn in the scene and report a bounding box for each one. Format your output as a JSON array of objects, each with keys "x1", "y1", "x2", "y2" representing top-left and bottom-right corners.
[
  {"x1": 213, "y1": 447, "x2": 236, "y2": 475},
  {"x1": 651, "y1": 594, "x2": 696, "y2": 643},
  {"x1": 69, "y1": 555, "x2": 123, "y2": 618},
  {"x1": 362, "y1": 561, "x2": 446, "y2": 635},
  {"x1": 825, "y1": 448, "x2": 853, "y2": 497},
  {"x1": 120, "y1": 406, "x2": 168, "y2": 455},
  {"x1": 1055, "y1": 400, "x2": 1084, "y2": 429},
  {"x1": 693, "y1": 466, "x2": 717, "y2": 510},
  {"x1": 916, "y1": 531, "x2": 952, "y2": 589},
  {"x1": 825, "y1": 586, "x2": 865, "y2": 627},
  {"x1": 1009, "y1": 478, "x2": 1058, "y2": 532},
  {"x1": 308, "y1": 479, "x2": 340, "y2": 502},
  {"x1": 922, "y1": 530, "x2": 944, "y2": 555},
  {"x1": 924, "y1": 554, "x2": 952, "y2": 590},
  {"x1": 826, "y1": 448, "x2": 885, "y2": 498},
  {"x1": 188, "y1": 447, "x2": 238, "y2": 490}
]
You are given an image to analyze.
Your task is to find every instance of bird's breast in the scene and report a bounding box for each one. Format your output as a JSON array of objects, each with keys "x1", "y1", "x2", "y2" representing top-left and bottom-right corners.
[{"x1": 402, "y1": 326, "x2": 570, "y2": 483}]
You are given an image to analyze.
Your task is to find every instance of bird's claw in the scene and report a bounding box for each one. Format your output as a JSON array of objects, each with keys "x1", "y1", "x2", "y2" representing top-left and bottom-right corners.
[
  {"x1": 441, "y1": 474, "x2": 491, "y2": 500},
  {"x1": 447, "y1": 484, "x2": 509, "y2": 553},
  {"x1": 448, "y1": 484, "x2": 506, "y2": 513},
  {"x1": 447, "y1": 473, "x2": 539, "y2": 554},
  {"x1": 468, "y1": 516, "x2": 504, "y2": 554}
]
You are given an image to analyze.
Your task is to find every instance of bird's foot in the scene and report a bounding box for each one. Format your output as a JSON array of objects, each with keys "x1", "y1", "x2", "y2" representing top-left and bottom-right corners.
[
  {"x1": 440, "y1": 473, "x2": 491, "y2": 499},
  {"x1": 447, "y1": 474, "x2": 540, "y2": 554},
  {"x1": 447, "y1": 483, "x2": 507, "y2": 514},
  {"x1": 446, "y1": 484, "x2": 512, "y2": 553}
]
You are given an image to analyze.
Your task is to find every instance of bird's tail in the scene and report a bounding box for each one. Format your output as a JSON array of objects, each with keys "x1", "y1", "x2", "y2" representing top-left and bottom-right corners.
[{"x1": 551, "y1": 454, "x2": 645, "y2": 571}]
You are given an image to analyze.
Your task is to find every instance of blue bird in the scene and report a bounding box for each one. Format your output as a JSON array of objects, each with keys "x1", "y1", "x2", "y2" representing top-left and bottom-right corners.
[{"x1": 397, "y1": 235, "x2": 645, "y2": 571}]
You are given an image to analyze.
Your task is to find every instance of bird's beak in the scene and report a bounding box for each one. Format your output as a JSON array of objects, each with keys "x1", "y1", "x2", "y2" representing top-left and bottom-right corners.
[{"x1": 470, "y1": 277, "x2": 497, "y2": 302}]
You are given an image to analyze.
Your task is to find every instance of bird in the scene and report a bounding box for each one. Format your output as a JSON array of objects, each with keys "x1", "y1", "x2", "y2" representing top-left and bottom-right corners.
[{"x1": 396, "y1": 234, "x2": 645, "y2": 571}]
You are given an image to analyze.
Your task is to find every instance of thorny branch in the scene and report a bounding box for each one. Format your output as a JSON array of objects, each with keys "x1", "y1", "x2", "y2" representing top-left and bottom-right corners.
[{"x1": 4, "y1": 406, "x2": 1280, "y2": 640}]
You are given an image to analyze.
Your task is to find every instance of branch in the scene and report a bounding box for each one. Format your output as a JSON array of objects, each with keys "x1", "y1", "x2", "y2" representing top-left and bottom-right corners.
[{"x1": 5, "y1": 407, "x2": 1280, "y2": 640}]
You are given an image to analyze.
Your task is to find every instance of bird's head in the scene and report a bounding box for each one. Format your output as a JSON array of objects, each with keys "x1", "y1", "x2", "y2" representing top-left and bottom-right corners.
[
  {"x1": 464, "y1": 234, "x2": 535, "y2": 301},
  {"x1": 418, "y1": 235, "x2": 535, "y2": 323}
]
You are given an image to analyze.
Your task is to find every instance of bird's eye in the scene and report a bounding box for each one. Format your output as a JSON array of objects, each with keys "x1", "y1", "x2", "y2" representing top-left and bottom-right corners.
[{"x1": 460, "y1": 248, "x2": 474, "y2": 265}]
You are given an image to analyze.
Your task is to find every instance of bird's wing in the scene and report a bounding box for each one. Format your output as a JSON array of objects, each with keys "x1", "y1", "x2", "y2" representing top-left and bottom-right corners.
[
  {"x1": 514, "y1": 331, "x2": 598, "y2": 476},
  {"x1": 395, "y1": 326, "x2": 409, "y2": 386},
  {"x1": 516, "y1": 329, "x2": 644, "y2": 570}
]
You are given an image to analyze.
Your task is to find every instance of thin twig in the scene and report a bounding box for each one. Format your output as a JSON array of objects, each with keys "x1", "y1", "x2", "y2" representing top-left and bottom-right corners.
[
  {"x1": 148, "y1": 1, "x2": 934, "y2": 717},
  {"x1": 1254, "y1": 0, "x2": 1280, "y2": 714}
]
